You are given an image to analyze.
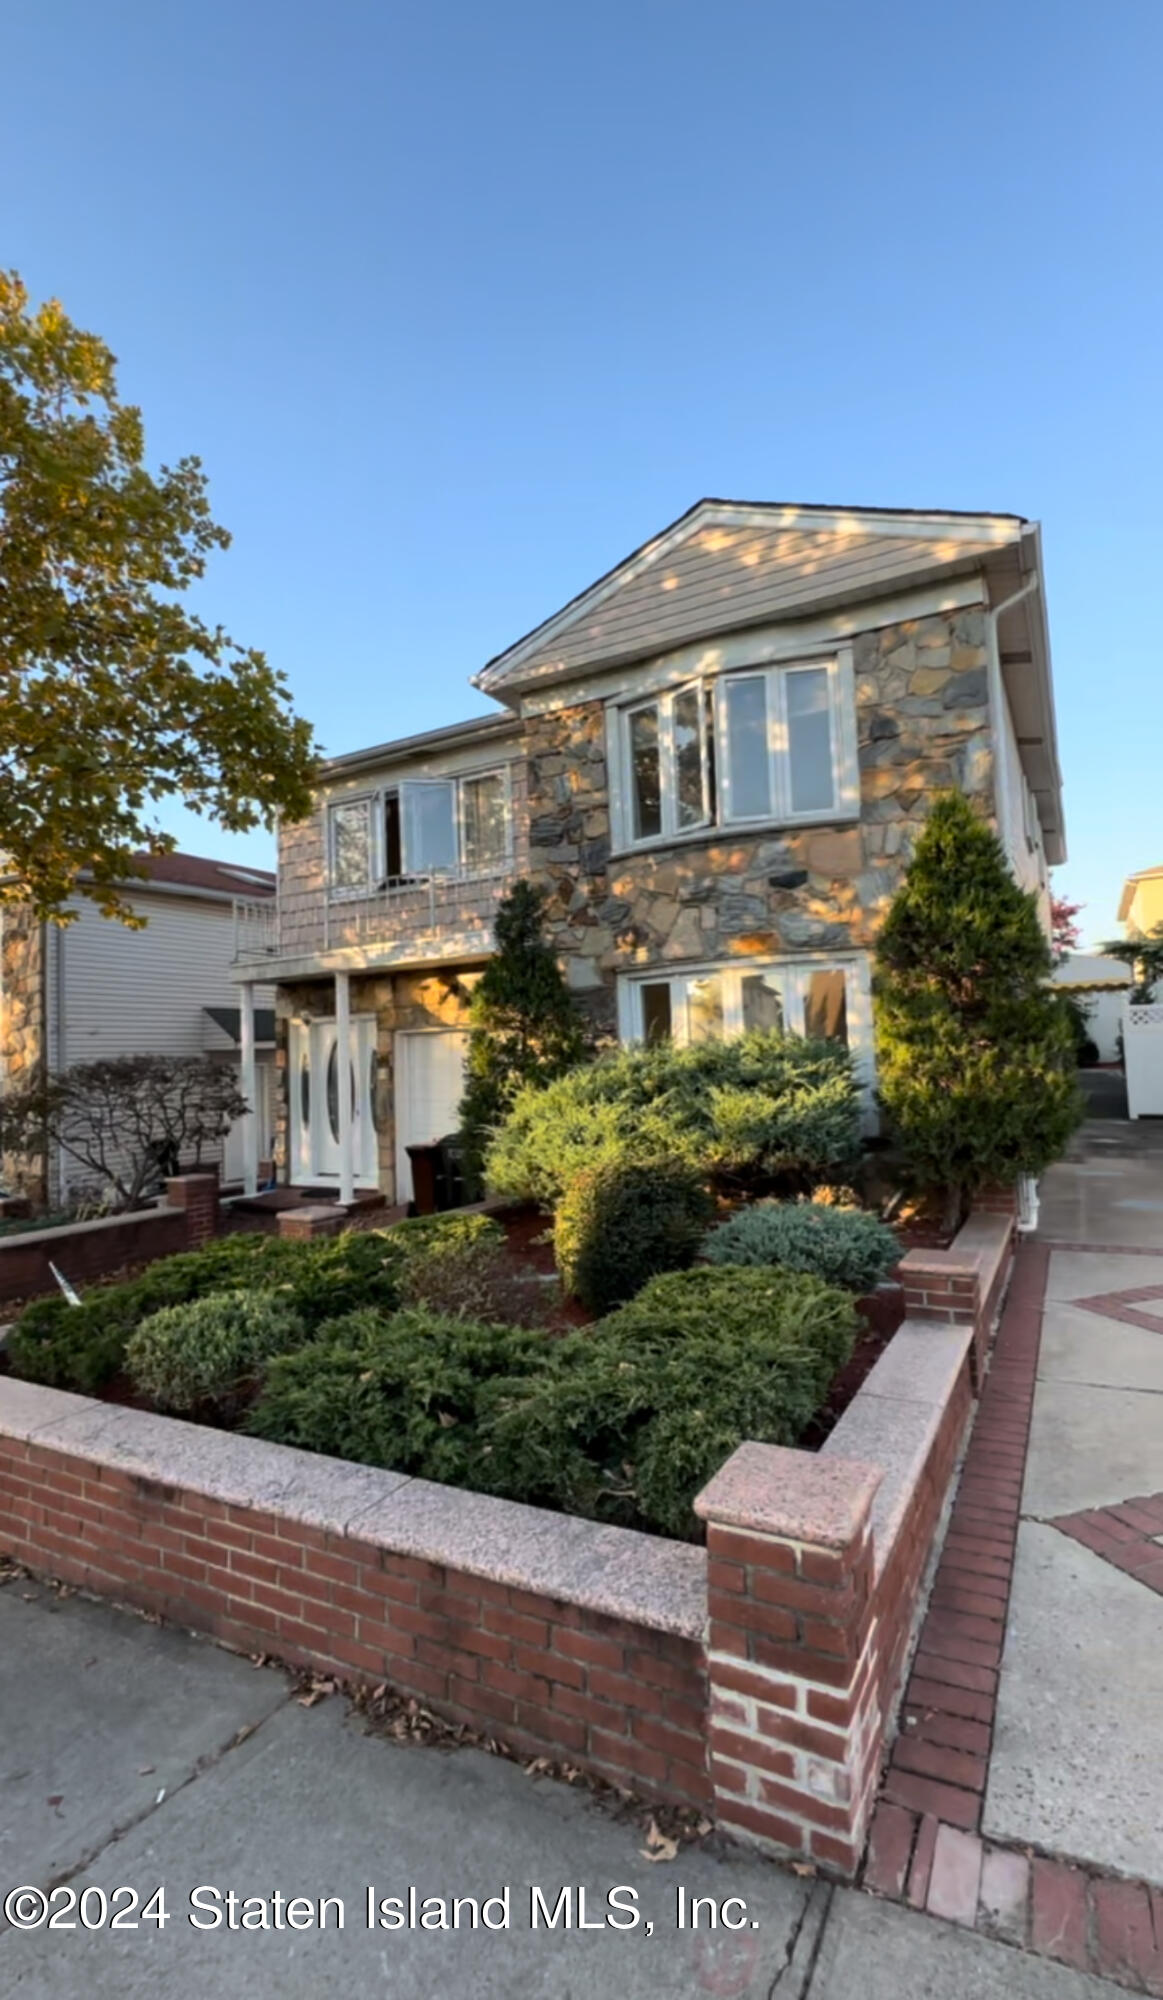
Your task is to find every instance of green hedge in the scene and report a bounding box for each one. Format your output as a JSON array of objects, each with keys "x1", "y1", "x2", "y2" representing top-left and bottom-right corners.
[
  {"x1": 704, "y1": 1200, "x2": 900, "y2": 1292},
  {"x1": 245, "y1": 1307, "x2": 549, "y2": 1487},
  {"x1": 554, "y1": 1156, "x2": 713, "y2": 1313},
  {"x1": 4, "y1": 1212, "x2": 502, "y2": 1395},
  {"x1": 247, "y1": 1265, "x2": 857, "y2": 1540},
  {"x1": 127, "y1": 1291, "x2": 308, "y2": 1413},
  {"x1": 483, "y1": 1032, "x2": 861, "y2": 1209}
]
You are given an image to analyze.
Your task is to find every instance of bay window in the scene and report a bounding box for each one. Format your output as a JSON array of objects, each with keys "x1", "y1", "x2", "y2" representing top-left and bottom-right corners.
[
  {"x1": 613, "y1": 652, "x2": 856, "y2": 850},
  {"x1": 620, "y1": 956, "x2": 871, "y2": 1078},
  {"x1": 326, "y1": 766, "x2": 509, "y2": 896}
]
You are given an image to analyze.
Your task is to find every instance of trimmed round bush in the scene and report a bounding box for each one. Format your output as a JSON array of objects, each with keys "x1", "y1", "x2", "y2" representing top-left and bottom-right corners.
[
  {"x1": 483, "y1": 1032, "x2": 862, "y2": 1208},
  {"x1": 704, "y1": 1199, "x2": 899, "y2": 1293},
  {"x1": 481, "y1": 1266, "x2": 859, "y2": 1538},
  {"x1": 126, "y1": 1290, "x2": 307, "y2": 1412},
  {"x1": 246, "y1": 1307, "x2": 550, "y2": 1484},
  {"x1": 554, "y1": 1156, "x2": 714, "y2": 1313}
]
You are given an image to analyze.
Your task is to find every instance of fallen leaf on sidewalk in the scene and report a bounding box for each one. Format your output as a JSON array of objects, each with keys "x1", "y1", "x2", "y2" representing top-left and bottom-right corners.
[
  {"x1": 639, "y1": 1818, "x2": 679, "y2": 1863},
  {"x1": 138, "y1": 1766, "x2": 155, "y2": 1776}
]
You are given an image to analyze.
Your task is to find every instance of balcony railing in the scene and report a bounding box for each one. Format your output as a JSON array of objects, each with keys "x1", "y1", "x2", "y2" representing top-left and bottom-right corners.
[
  {"x1": 233, "y1": 898, "x2": 279, "y2": 963},
  {"x1": 232, "y1": 863, "x2": 512, "y2": 967}
]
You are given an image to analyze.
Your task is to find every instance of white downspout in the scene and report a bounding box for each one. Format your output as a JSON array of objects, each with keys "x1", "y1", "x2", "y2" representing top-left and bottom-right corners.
[{"x1": 985, "y1": 569, "x2": 1040, "y2": 864}]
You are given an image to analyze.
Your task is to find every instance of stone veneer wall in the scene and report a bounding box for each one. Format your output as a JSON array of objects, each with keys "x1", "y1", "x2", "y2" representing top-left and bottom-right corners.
[
  {"x1": 273, "y1": 967, "x2": 479, "y2": 1198},
  {"x1": 0, "y1": 906, "x2": 47, "y2": 1202},
  {"x1": 522, "y1": 608, "x2": 994, "y2": 1035}
]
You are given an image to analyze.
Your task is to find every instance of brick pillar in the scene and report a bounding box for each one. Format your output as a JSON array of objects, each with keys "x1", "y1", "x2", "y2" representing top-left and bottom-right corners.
[
  {"x1": 976, "y1": 1184, "x2": 1019, "y2": 1218},
  {"x1": 695, "y1": 1441, "x2": 883, "y2": 1878},
  {"x1": 165, "y1": 1173, "x2": 220, "y2": 1249}
]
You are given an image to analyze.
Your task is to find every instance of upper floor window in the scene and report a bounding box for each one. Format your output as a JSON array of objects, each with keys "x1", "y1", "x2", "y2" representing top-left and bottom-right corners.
[
  {"x1": 326, "y1": 767, "x2": 509, "y2": 897},
  {"x1": 611, "y1": 654, "x2": 857, "y2": 852}
]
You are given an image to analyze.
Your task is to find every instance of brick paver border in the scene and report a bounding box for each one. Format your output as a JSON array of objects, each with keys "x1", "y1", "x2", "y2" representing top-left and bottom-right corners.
[
  {"x1": 860, "y1": 1240, "x2": 1163, "y2": 1996},
  {"x1": 1069, "y1": 1286, "x2": 1163, "y2": 1335},
  {"x1": 1051, "y1": 1495, "x2": 1163, "y2": 1595}
]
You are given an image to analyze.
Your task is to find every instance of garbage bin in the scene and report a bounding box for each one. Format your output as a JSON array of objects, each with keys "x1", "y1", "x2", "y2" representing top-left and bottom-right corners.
[{"x1": 405, "y1": 1142, "x2": 442, "y2": 1218}]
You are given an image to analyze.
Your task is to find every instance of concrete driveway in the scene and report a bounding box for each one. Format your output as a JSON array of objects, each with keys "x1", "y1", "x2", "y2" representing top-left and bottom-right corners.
[{"x1": 0, "y1": 1583, "x2": 1127, "y2": 1998}]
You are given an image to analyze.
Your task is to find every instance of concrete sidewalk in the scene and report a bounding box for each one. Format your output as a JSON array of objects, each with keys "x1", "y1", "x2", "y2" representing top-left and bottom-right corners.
[
  {"x1": 0, "y1": 1583, "x2": 1126, "y2": 1999},
  {"x1": 984, "y1": 1130, "x2": 1163, "y2": 1884}
]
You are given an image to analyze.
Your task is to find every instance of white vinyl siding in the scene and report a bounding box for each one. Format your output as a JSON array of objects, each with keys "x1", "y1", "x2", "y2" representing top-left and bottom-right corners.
[
  {"x1": 49, "y1": 891, "x2": 275, "y2": 1197},
  {"x1": 60, "y1": 894, "x2": 273, "y2": 1064}
]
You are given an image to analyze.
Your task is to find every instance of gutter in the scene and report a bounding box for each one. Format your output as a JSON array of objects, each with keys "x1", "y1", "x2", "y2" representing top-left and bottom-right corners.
[{"x1": 985, "y1": 566, "x2": 1040, "y2": 861}]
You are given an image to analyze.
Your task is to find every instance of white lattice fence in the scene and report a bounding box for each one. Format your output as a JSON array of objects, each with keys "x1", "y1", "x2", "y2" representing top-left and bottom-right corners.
[{"x1": 1124, "y1": 1002, "x2": 1163, "y2": 1118}]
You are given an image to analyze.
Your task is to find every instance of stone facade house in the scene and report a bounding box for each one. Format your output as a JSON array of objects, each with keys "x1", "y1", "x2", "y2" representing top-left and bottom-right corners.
[
  {"x1": 231, "y1": 500, "x2": 1064, "y2": 1205},
  {"x1": 1, "y1": 853, "x2": 278, "y2": 1206}
]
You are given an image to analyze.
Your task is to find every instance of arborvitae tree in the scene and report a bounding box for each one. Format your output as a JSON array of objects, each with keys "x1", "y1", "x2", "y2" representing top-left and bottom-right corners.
[
  {"x1": 458, "y1": 880, "x2": 589, "y2": 1186},
  {"x1": 875, "y1": 793, "x2": 1081, "y2": 1218}
]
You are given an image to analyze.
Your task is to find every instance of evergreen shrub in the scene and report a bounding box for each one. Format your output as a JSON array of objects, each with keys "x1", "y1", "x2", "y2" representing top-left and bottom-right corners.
[
  {"x1": 126, "y1": 1290, "x2": 307, "y2": 1412},
  {"x1": 704, "y1": 1199, "x2": 899, "y2": 1292},
  {"x1": 875, "y1": 793, "x2": 1082, "y2": 1210},
  {"x1": 485, "y1": 1033, "x2": 861, "y2": 1208},
  {"x1": 554, "y1": 1155, "x2": 713, "y2": 1313}
]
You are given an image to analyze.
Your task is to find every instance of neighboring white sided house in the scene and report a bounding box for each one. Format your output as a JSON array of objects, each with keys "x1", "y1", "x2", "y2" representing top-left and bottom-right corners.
[{"x1": 0, "y1": 852, "x2": 279, "y2": 1204}]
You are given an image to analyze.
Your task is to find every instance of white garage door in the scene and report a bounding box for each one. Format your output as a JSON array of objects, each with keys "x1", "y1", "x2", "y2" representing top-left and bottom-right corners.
[{"x1": 394, "y1": 1029, "x2": 470, "y2": 1202}]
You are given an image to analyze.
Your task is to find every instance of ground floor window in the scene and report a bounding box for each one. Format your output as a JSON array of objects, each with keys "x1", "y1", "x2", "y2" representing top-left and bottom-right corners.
[{"x1": 616, "y1": 954, "x2": 874, "y2": 1088}]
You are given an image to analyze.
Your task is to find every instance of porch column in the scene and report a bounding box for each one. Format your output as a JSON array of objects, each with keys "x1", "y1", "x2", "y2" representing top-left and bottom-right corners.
[
  {"x1": 239, "y1": 981, "x2": 259, "y2": 1199},
  {"x1": 335, "y1": 968, "x2": 354, "y2": 1207}
]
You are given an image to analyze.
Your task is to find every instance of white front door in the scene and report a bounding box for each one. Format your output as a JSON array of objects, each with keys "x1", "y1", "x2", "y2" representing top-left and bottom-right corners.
[
  {"x1": 394, "y1": 1029, "x2": 470, "y2": 1203},
  {"x1": 289, "y1": 1016, "x2": 379, "y2": 1186}
]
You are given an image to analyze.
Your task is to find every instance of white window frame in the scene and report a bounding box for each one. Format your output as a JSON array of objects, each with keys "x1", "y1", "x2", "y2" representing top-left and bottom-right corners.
[
  {"x1": 609, "y1": 648, "x2": 859, "y2": 854},
  {"x1": 623, "y1": 679, "x2": 714, "y2": 842},
  {"x1": 326, "y1": 764, "x2": 511, "y2": 897},
  {"x1": 616, "y1": 953, "x2": 875, "y2": 1100}
]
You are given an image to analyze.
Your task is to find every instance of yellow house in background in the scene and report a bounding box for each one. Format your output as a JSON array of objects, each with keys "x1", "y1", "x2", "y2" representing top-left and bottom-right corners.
[{"x1": 1119, "y1": 865, "x2": 1163, "y2": 936}]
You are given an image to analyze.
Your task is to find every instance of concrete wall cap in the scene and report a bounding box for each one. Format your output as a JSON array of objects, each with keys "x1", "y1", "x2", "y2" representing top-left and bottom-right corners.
[
  {"x1": 0, "y1": 1378, "x2": 706, "y2": 1641},
  {"x1": 693, "y1": 1440, "x2": 881, "y2": 1548}
]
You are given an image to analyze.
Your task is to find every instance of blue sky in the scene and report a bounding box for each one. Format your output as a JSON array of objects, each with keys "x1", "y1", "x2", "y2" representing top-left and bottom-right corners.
[{"x1": 5, "y1": 0, "x2": 1160, "y2": 945}]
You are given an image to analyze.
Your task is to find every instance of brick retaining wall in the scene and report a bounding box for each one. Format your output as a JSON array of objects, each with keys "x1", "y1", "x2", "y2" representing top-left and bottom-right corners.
[
  {"x1": 0, "y1": 1212, "x2": 1004, "y2": 1873},
  {"x1": 0, "y1": 1174, "x2": 220, "y2": 1306}
]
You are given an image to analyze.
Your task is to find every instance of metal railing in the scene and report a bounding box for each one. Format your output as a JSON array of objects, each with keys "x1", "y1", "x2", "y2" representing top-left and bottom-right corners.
[
  {"x1": 232, "y1": 862, "x2": 512, "y2": 964},
  {"x1": 232, "y1": 898, "x2": 279, "y2": 963}
]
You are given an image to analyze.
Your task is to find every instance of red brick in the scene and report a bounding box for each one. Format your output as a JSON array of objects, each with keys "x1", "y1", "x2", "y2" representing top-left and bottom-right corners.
[
  {"x1": 716, "y1": 1799, "x2": 805, "y2": 1850},
  {"x1": 1091, "y1": 1877, "x2": 1162, "y2": 1989},
  {"x1": 706, "y1": 1526, "x2": 797, "y2": 1573},
  {"x1": 925, "y1": 1824, "x2": 983, "y2": 1926},
  {"x1": 757, "y1": 1775, "x2": 850, "y2": 1833},
  {"x1": 757, "y1": 1710, "x2": 847, "y2": 1761},
  {"x1": 881, "y1": 1768, "x2": 981, "y2": 1830},
  {"x1": 748, "y1": 1637, "x2": 853, "y2": 1687},
  {"x1": 1030, "y1": 1858, "x2": 1088, "y2": 1969},
  {"x1": 863, "y1": 1801, "x2": 917, "y2": 1898},
  {"x1": 481, "y1": 1605, "x2": 550, "y2": 1648},
  {"x1": 906, "y1": 1813, "x2": 939, "y2": 1906},
  {"x1": 891, "y1": 1733, "x2": 987, "y2": 1794},
  {"x1": 899, "y1": 1706, "x2": 991, "y2": 1758},
  {"x1": 715, "y1": 1660, "x2": 798, "y2": 1709},
  {"x1": 518, "y1": 1643, "x2": 583, "y2": 1691},
  {"x1": 553, "y1": 1629, "x2": 625, "y2": 1672},
  {"x1": 709, "y1": 1724, "x2": 796, "y2": 1780}
]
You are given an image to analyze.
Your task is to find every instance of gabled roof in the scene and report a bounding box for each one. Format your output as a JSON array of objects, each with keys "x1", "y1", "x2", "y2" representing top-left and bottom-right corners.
[
  {"x1": 133, "y1": 851, "x2": 275, "y2": 898},
  {"x1": 474, "y1": 498, "x2": 1030, "y2": 696}
]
